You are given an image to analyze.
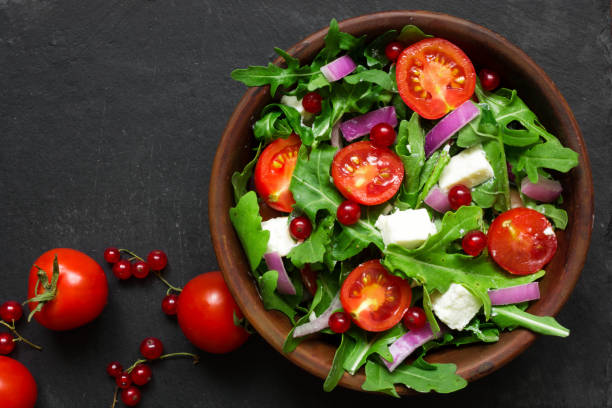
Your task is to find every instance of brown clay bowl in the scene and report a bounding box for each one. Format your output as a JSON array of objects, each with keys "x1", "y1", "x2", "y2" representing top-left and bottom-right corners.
[{"x1": 209, "y1": 10, "x2": 593, "y2": 395}]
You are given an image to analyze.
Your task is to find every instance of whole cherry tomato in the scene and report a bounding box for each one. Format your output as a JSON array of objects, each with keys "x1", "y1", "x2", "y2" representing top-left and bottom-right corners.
[
  {"x1": 177, "y1": 272, "x2": 249, "y2": 353},
  {"x1": 0, "y1": 356, "x2": 37, "y2": 408},
  {"x1": 27, "y1": 248, "x2": 108, "y2": 331}
]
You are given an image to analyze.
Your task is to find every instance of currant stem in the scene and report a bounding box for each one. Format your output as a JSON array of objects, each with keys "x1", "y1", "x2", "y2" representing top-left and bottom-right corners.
[
  {"x1": 0, "y1": 320, "x2": 43, "y2": 351},
  {"x1": 110, "y1": 386, "x2": 118, "y2": 408},
  {"x1": 118, "y1": 249, "x2": 182, "y2": 293}
]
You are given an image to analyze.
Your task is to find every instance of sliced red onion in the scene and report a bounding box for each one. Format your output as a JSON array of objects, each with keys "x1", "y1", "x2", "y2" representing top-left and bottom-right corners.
[
  {"x1": 383, "y1": 323, "x2": 441, "y2": 372},
  {"x1": 263, "y1": 252, "x2": 296, "y2": 295},
  {"x1": 293, "y1": 294, "x2": 342, "y2": 338},
  {"x1": 424, "y1": 186, "x2": 451, "y2": 213},
  {"x1": 507, "y1": 162, "x2": 516, "y2": 183},
  {"x1": 320, "y1": 55, "x2": 356, "y2": 82},
  {"x1": 425, "y1": 100, "x2": 480, "y2": 158},
  {"x1": 339, "y1": 106, "x2": 397, "y2": 142},
  {"x1": 330, "y1": 121, "x2": 342, "y2": 148},
  {"x1": 509, "y1": 188, "x2": 524, "y2": 209},
  {"x1": 520, "y1": 177, "x2": 562, "y2": 203},
  {"x1": 488, "y1": 282, "x2": 540, "y2": 305}
]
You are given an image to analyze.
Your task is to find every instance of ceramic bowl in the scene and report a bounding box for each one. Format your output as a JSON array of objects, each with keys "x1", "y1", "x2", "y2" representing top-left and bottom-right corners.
[{"x1": 209, "y1": 10, "x2": 593, "y2": 395}]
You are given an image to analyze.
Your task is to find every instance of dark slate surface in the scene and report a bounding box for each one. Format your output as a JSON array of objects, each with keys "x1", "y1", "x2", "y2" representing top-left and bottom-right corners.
[{"x1": 1, "y1": 1, "x2": 611, "y2": 407}]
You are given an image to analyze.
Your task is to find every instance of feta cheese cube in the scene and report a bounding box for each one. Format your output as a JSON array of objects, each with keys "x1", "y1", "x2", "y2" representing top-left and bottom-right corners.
[
  {"x1": 374, "y1": 208, "x2": 437, "y2": 249},
  {"x1": 438, "y1": 144, "x2": 494, "y2": 192},
  {"x1": 280, "y1": 95, "x2": 314, "y2": 124},
  {"x1": 261, "y1": 216, "x2": 298, "y2": 257},
  {"x1": 431, "y1": 283, "x2": 482, "y2": 330}
]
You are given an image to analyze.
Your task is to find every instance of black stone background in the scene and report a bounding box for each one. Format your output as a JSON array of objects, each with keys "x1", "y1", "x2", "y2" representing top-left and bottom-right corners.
[{"x1": 1, "y1": 1, "x2": 611, "y2": 407}]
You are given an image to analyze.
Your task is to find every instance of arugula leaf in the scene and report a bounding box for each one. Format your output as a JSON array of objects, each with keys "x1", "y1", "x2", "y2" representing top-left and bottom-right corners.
[
  {"x1": 290, "y1": 144, "x2": 343, "y2": 221},
  {"x1": 323, "y1": 333, "x2": 354, "y2": 392},
  {"x1": 231, "y1": 48, "x2": 315, "y2": 96},
  {"x1": 362, "y1": 360, "x2": 467, "y2": 396},
  {"x1": 287, "y1": 216, "x2": 335, "y2": 268},
  {"x1": 258, "y1": 270, "x2": 296, "y2": 324},
  {"x1": 262, "y1": 104, "x2": 314, "y2": 145},
  {"x1": 331, "y1": 205, "x2": 384, "y2": 261},
  {"x1": 396, "y1": 24, "x2": 433, "y2": 44},
  {"x1": 253, "y1": 111, "x2": 292, "y2": 143},
  {"x1": 313, "y1": 18, "x2": 365, "y2": 69},
  {"x1": 343, "y1": 325, "x2": 405, "y2": 375},
  {"x1": 523, "y1": 197, "x2": 569, "y2": 229},
  {"x1": 415, "y1": 148, "x2": 450, "y2": 208},
  {"x1": 330, "y1": 81, "x2": 392, "y2": 125},
  {"x1": 229, "y1": 191, "x2": 269, "y2": 271},
  {"x1": 491, "y1": 305, "x2": 569, "y2": 337},
  {"x1": 392, "y1": 93, "x2": 410, "y2": 121},
  {"x1": 422, "y1": 288, "x2": 441, "y2": 334},
  {"x1": 364, "y1": 30, "x2": 397, "y2": 68},
  {"x1": 382, "y1": 206, "x2": 544, "y2": 317},
  {"x1": 515, "y1": 141, "x2": 579, "y2": 183},
  {"x1": 344, "y1": 69, "x2": 396, "y2": 91},
  {"x1": 464, "y1": 318, "x2": 500, "y2": 342},
  {"x1": 231, "y1": 143, "x2": 262, "y2": 203},
  {"x1": 395, "y1": 114, "x2": 426, "y2": 208}
]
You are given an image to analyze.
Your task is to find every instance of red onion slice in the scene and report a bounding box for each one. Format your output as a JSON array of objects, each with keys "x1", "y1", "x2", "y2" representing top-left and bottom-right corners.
[
  {"x1": 320, "y1": 55, "x2": 356, "y2": 82},
  {"x1": 425, "y1": 100, "x2": 480, "y2": 158},
  {"x1": 339, "y1": 106, "x2": 397, "y2": 142},
  {"x1": 488, "y1": 282, "x2": 540, "y2": 305},
  {"x1": 330, "y1": 121, "x2": 342, "y2": 148},
  {"x1": 424, "y1": 186, "x2": 451, "y2": 213},
  {"x1": 520, "y1": 177, "x2": 562, "y2": 203},
  {"x1": 263, "y1": 252, "x2": 296, "y2": 295},
  {"x1": 293, "y1": 294, "x2": 342, "y2": 338},
  {"x1": 382, "y1": 322, "x2": 442, "y2": 372}
]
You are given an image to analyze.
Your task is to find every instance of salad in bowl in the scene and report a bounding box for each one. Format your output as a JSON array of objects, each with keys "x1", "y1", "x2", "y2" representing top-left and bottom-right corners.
[{"x1": 226, "y1": 18, "x2": 580, "y2": 395}]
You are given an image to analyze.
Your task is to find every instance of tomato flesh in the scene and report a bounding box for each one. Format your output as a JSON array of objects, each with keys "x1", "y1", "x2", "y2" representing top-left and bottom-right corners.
[
  {"x1": 331, "y1": 141, "x2": 404, "y2": 206},
  {"x1": 254, "y1": 133, "x2": 301, "y2": 213},
  {"x1": 340, "y1": 260, "x2": 411, "y2": 332},
  {"x1": 396, "y1": 38, "x2": 476, "y2": 119},
  {"x1": 487, "y1": 208, "x2": 557, "y2": 275},
  {"x1": 0, "y1": 356, "x2": 37, "y2": 408}
]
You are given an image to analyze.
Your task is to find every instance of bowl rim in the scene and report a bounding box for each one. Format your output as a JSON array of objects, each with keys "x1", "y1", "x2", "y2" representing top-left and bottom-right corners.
[{"x1": 210, "y1": 10, "x2": 594, "y2": 395}]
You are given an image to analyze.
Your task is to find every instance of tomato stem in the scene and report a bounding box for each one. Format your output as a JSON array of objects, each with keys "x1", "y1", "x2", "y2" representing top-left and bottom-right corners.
[
  {"x1": 119, "y1": 249, "x2": 183, "y2": 293},
  {"x1": 0, "y1": 320, "x2": 43, "y2": 351},
  {"x1": 23, "y1": 255, "x2": 61, "y2": 323}
]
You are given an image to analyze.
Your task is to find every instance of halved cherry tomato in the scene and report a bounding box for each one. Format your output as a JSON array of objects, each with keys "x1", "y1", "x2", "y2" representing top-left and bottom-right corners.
[
  {"x1": 331, "y1": 141, "x2": 404, "y2": 206},
  {"x1": 396, "y1": 38, "x2": 476, "y2": 119},
  {"x1": 340, "y1": 260, "x2": 411, "y2": 332},
  {"x1": 487, "y1": 208, "x2": 557, "y2": 275},
  {"x1": 254, "y1": 133, "x2": 301, "y2": 213}
]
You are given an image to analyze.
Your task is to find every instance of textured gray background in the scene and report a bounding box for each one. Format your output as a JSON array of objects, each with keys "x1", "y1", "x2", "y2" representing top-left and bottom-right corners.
[{"x1": 1, "y1": 1, "x2": 611, "y2": 407}]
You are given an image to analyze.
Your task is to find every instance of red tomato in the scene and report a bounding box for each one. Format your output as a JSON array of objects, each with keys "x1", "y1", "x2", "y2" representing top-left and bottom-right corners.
[
  {"x1": 254, "y1": 133, "x2": 301, "y2": 212},
  {"x1": 0, "y1": 356, "x2": 37, "y2": 408},
  {"x1": 396, "y1": 38, "x2": 476, "y2": 119},
  {"x1": 27, "y1": 248, "x2": 108, "y2": 331},
  {"x1": 177, "y1": 272, "x2": 249, "y2": 353},
  {"x1": 487, "y1": 208, "x2": 558, "y2": 275},
  {"x1": 340, "y1": 260, "x2": 411, "y2": 332},
  {"x1": 331, "y1": 141, "x2": 404, "y2": 206}
]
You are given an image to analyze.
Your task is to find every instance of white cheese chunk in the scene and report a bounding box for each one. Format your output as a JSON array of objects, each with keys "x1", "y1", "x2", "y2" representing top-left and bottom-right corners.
[
  {"x1": 438, "y1": 144, "x2": 494, "y2": 192},
  {"x1": 431, "y1": 283, "x2": 482, "y2": 331},
  {"x1": 280, "y1": 95, "x2": 314, "y2": 124},
  {"x1": 374, "y1": 208, "x2": 437, "y2": 249},
  {"x1": 261, "y1": 216, "x2": 298, "y2": 257}
]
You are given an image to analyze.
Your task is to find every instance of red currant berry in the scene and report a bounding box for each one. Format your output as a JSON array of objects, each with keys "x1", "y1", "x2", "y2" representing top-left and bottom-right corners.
[
  {"x1": 302, "y1": 92, "x2": 322, "y2": 114},
  {"x1": 116, "y1": 372, "x2": 132, "y2": 389},
  {"x1": 106, "y1": 361, "x2": 123, "y2": 378},
  {"x1": 328, "y1": 312, "x2": 351, "y2": 333},
  {"x1": 0, "y1": 301, "x2": 23, "y2": 322},
  {"x1": 112, "y1": 260, "x2": 132, "y2": 280},
  {"x1": 289, "y1": 216, "x2": 312, "y2": 240},
  {"x1": 370, "y1": 123, "x2": 396, "y2": 147},
  {"x1": 385, "y1": 41, "x2": 403, "y2": 61},
  {"x1": 121, "y1": 386, "x2": 142, "y2": 407},
  {"x1": 337, "y1": 200, "x2": 361, "y2": 225},
  {"x1": 161, "y1": 294, "x2": 179, "y2": 316},
  {"x1": 403, "y1": 307, "x2": 427, "y2": 330},
  {"x1": 131, "y1": 261, "x2": 150, "y2": 279},
  {"x1": 140, "y1": 337, "x2": 163, "y2": 360},
  {"x1": 479, "y1": 68, "x2": 501, "y2": 91},
  {"x1": 0, "y1": 333, "x2": 15, "y2": 355},
  {"x1": 462, "y1": 230, "x2": 487, "y2": 256},
  {"x1": 130, "y1": 364, "x2": 152, "y2": 386},
  {"x1": 147, "y1": 250, "x2": 168, "y2": 271},
  {"x1": 103, "y1": 247, "x2": 121, "y2": 264},
  {"x1": 448, "y1": 184, "x2": 472, "y2": 210}
]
